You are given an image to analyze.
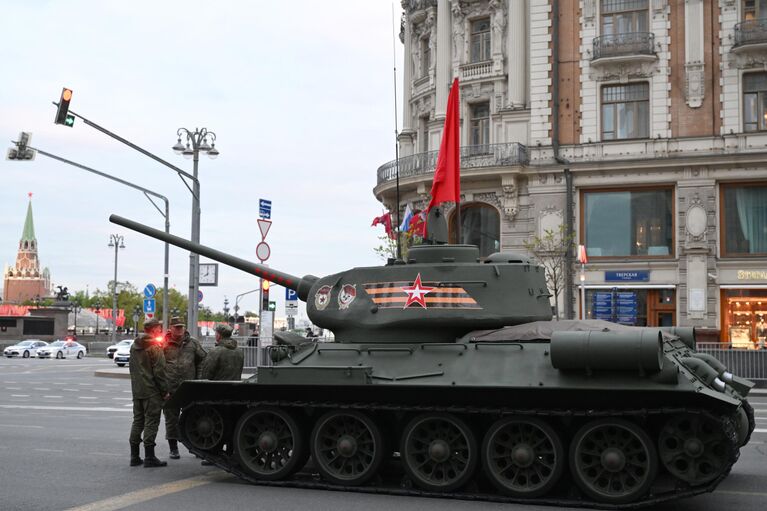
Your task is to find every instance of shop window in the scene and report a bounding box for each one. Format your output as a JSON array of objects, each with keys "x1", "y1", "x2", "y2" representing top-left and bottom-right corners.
[
  {"x1": 721, "y1": 183, "x2": 767, "y2": 256},
  {"x1": 449, "y1": 203, "x2": 500, "y2": 258},
  {"x1": 584, "y1": 288, "x2": 674, "y2": 326},
  {"x1": 601, "y1": 83, "x2": 649, "y2": 140},
  {"x1": 743, "y1": 73, "x2": 767, "y2": 132},
  {"x1": 723, "y1": 290, "x2": 767, "y2": 349},
  {"x1": 582, "y1": 188, "x2": 673, "y2": 258},
  {"x1": 470, "y1": 18, "x2": 491, "y2": 62}
]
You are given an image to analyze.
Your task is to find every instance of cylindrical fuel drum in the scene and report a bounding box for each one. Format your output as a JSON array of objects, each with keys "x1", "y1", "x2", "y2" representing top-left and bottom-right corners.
[{"x1": 550, "y1": 329, "x2": 664, "y2": 373}]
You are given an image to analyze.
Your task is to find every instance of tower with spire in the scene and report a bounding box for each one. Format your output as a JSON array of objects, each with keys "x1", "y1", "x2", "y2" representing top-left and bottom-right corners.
[{"x1": 3, "y1": 194, "x2": 51, "y2": 303}]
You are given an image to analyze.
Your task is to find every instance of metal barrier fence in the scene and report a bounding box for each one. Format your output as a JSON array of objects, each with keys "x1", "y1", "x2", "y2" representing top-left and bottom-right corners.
[
  {"x1": 696, "y1": 343, "x2": 767, "y2": 382},
  {"x1": 204, "y1": 336, "x2": 332, "y2": 371}
]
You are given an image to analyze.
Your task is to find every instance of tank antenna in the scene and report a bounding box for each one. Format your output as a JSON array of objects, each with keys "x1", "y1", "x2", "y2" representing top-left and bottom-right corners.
[{"x1": 392, "y1": 2, "x2": 402, "y2": 260}]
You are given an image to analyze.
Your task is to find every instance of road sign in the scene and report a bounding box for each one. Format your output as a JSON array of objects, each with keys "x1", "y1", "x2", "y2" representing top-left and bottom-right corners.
[
  {"x1": 143, "y1": 299, "x2": 156, "y2": 313},
  {"x1": 198, "y1": 290, "x2": 204, "y2": 303},
  {"x1": 143, "y1": 283, "x2": 156, "y2": 298},
  {"x1": 285, "y1": 301, "x2": 298, "y2": 317},
  {"x1": 259, "y1": 199, "x2": 272, "y2": 219},
  {"x1": 285, "y1": 288, "x2": 297, "y2": 301},
  {"x1": 259, "y1": 310, "x2": 274, "y2": 347},
  {"x1": 256, "y1": 241, "x2": 271, "y2": 262},
  {"x1": 145, "y1": 312, "x2": 154, "y2": 320},
  {"x1": 257, "y1": 218, "x2": 272, "y2": 240}
]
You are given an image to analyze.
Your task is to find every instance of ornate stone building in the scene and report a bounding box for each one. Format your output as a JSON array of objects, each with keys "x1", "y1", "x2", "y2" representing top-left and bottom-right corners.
[
  {"x1": 3, "y1": 197, "x2": 51, "y2": 304},
  {"x1": 374, "y1": 0, "x2": 767, "y2": 344}
]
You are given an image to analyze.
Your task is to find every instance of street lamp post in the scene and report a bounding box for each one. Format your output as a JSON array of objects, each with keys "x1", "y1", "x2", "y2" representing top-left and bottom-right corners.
[
  {"x1": 223, "y1": 297, "x2": 230, "y2": 325},
  {"x1": 172, "y1": 128, "x2": 219, "y2": 340},
  {"x1": 71, "y1": 304, "x2": 82, "y2": 336},
  {"x1": 108, "y1": 234, "x2": 125, "y2": 343},
  {"x1": 133, "y1": 305, "x2": 141, "y2": 335}
]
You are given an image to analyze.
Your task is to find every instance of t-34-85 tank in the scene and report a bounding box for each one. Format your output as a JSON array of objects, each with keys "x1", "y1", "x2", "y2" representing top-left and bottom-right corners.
[{"x1": 111, "y1": 212, "x2": 755, "y2": 508}]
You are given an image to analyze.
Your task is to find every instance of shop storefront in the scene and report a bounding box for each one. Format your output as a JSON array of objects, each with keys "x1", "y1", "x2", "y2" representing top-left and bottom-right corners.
[{"x1": 720, "y1": 278, "x2": 767, "y2": 348}]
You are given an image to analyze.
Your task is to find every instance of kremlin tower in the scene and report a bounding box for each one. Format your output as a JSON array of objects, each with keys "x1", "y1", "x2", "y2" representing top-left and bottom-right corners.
[{"x1": 3, "y1": 194, "x2": 51, "y2": 303}]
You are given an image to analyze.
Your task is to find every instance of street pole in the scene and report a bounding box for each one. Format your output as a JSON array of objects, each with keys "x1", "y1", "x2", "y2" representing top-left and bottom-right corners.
[
  {"x1": 25, "y1": 146, "x2": 172, "y2": 334},
  {"x1": 580, "y1": 264, "x2": 586, "y2": 320},
  {"x1": 109, "y1": 234, "x2": 124, "y2": 343},
  {"x1": 173, "y1": 128, "x2": 218, "y2": 339}
]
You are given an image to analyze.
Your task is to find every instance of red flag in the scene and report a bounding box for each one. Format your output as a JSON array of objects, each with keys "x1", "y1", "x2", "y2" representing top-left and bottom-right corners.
[
  {"x1": 408, "y1": 210, "x2": 427, "y2": 238},
  {"x1": 371, "y1": 212, "x2": 395, "y2": 239},
  {"x1": 427, "y1": 78, "x2": 460, "y2": 211}
]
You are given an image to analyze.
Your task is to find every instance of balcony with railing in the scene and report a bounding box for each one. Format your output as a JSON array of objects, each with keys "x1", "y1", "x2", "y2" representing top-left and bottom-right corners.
[
  {"x1": 459, "y1": 60, "x2": 494, "y2": 80},
  {"x1": 376, "y1": 143, "x2": 528, "y2": 186},
  {"x1": 733, "y1": 19, "x2": 767, "y2": 51},
  {"x1": 591, "y1": 32, "x2": 656, "y2": 65}
]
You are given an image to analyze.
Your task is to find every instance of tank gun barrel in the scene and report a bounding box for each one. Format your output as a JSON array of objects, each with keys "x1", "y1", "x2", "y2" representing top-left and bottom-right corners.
[{"x1": 109, "y1": 214, "x2": 317, "y2": 300}]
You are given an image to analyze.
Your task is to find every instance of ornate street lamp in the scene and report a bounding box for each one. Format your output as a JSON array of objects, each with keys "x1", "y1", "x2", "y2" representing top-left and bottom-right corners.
[
  {"x1": 172, "y1": 128, "x2": 219, "y2": 338},
  {"x1": 108, "y1": 234, "x2": 125, "y2": 343}
]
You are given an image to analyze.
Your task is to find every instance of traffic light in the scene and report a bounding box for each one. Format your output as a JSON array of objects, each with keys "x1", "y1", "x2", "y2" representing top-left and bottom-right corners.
[
  {"x1": 268, "y1": 301, "x2": 276, "y2": 311},
  {"x1": 261, "y1": 279, "x2": 270, "y2": 310},
  {"x1": 55, "y1": 88, "x2": 75, "y2": 127},
  {"x1": 6, "y1": 132, "x2": 35, "y2": 161}
]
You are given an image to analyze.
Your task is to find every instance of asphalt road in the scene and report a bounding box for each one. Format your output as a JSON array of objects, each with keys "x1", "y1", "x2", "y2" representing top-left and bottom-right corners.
[{"x1": 0, "y1": 357, "x2": 765, "y2": 511}]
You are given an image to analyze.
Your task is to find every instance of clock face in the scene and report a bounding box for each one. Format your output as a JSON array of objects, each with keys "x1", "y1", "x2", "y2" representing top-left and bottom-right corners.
[{"x1": 198, "y1": 263, "x2": 218, "y2": 285}]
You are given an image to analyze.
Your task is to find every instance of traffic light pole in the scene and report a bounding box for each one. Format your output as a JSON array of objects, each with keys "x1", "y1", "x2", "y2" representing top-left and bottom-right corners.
[{"x1": 27, "y1": 146, "x2": 172, "y2": 334}]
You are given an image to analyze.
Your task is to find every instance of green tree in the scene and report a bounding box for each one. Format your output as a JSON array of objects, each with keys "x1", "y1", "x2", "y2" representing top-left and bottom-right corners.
[
  {"x1": 373, "y1": 232, "x2": 422, "y2": 262},
  {"x1": 523, "y1": 224, "x2": 575, "y2": 319}
]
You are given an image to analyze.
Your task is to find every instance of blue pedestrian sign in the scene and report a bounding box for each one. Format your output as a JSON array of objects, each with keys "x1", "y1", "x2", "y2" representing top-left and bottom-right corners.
[
  {"x1": 259, "y1": 198, "x2": 272, "y2": 219},
  {"x1": 285, "y1": 288, "x2": 297, "y2": 301},
  {"x1": 143, "y1": 283, "x2": 156, "y2": 298},
  {"x1": 143, "y1": 299, "x2": 156, "y2": 314}
]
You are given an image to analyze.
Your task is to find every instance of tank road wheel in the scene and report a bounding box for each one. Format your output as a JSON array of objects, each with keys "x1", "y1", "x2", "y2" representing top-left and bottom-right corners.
[
  {"x1": 401, "y1": 413, "x2": 478, "y2": 492},
  {"x1": 311, "y1": 410, "x2": 385, "y2": 486},
  {"x1": 570, "y1": 418, "x2": 658, "y2": 504},
  {"x1": 658, "y1": 414, "x2": 730, "y2": 485},
  {"x1": 482, "y1": 417, "x2": 565, "y2": 497},
  {"x1": 183, "y1": 405, "x2": 225, "y2": 450},
  {"x1": 234, "y1": 407, "x2": 307, "y2": 481}
]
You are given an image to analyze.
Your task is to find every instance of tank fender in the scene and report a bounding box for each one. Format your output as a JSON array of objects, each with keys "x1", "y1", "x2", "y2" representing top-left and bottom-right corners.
[
  {"x1": 691, "y1": 353, "x2": 754, "y2": 397},
  {"x1": 550, "y1": 329, "x2": 663, "y2": 373},
  {"x1": 681, "y1": 357, "x2": 726, "y2": 392}
]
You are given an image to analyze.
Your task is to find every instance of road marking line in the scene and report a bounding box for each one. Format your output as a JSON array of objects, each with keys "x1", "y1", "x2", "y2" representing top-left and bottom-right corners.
[
  {"x1": 88, "y1": 452, "x2": 121, "y2": 457},
  {"x1": 92, "y1": 389, "x2": 107, "y2": 393},
  {"x1": 6, "y1": 387, "x2": 21, "y2": 390},
  {"x1": 11, "y1": 394, "x2": 30, "y2": 398},
  {"x1": 43, "y1": 395, "x2": 63, "y2": 399},
  {"x1": 78, "y1": 397, "x2": 98, "y2": 400},
  {"x1": 0, "y1": 424, "x2": 44, "y2": 428},
  {"x1": 78, "y1": 383, "x2": 93, "y2": 386},
  {"x1": 33, "y1": 388, "x2": 50, "y2": 391},
  {"x1": 112, "y1": 398, "x2": 131, "y2": 401},
  {"x1": 34, "y1": 448, "x2": 64, "y2": 453},
  {"x1": 0, "y1": 404, "x2": 131, "y2": 413},
  {"x1": 62, "y1": 471, "x2": 230, "y2": 511},
  {"x1": 718, "y1": 490, "x2": 767, "y2": 498},
  {"x1": 753, "y1": 428, "x2": 767, "y2": 433}
]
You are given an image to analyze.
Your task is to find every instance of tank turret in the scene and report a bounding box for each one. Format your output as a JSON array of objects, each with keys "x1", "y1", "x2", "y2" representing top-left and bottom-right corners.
[{"x1": 110, "y1": 214, "x2": 552, "y2": 342}]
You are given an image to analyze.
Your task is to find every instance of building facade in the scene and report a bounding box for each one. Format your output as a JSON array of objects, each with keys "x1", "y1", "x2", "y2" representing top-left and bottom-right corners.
[
  {"x1": 2, "y1": 198, "x2": 51, "y2": 304},
  {"x1": 374, "y1": 0, "x2": 767, "y2": 346}
]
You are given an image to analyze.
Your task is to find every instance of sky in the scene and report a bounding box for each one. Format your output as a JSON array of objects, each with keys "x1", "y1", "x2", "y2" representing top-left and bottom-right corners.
[{"x1": 0, "y1": 0, "x2": 405, "y2": 324}]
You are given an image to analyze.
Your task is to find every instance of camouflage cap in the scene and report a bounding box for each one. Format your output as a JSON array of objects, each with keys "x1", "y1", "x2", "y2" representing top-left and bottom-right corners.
[
  {"x1": 215, "y1": 324, "x2": 233, "y2": 338},
  {"x1": 143, "y1": 319, "x2": 161, "y2": 332},
  {"x1": 170, "y1": 316, "x2": 185, "y2": 326}
]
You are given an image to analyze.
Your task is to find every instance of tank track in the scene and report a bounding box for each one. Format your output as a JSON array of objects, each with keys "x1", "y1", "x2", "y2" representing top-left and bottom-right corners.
[{"x1": 180, "y1": 399, "x2": 740, "y2": 510}]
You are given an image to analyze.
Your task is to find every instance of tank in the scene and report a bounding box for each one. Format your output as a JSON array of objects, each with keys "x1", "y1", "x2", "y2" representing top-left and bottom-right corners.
[{"x1": 111, "y1": 213, "x2": 756, "y2": 507}]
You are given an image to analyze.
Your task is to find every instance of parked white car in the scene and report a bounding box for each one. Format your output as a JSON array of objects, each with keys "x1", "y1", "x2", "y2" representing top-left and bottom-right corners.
[
  {"x1": 113, "y1": 340, "x2": 133, "y2": 367},
  {"x1": 4, "y1": 340, "x2": 49, "y2": 358},
  {"x1": 106, "y1": 339, "x2": 133, "y2": 359},
  {"x1": 37, "y1": 340, "x2": 87, "y2": 359}
]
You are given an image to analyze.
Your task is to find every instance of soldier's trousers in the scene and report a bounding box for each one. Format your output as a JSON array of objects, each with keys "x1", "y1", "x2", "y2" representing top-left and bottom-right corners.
[
  {"x1": 164, "y1": 406, "x2": 180, "y2": 441},
  {"x1": 129, "y1": 395, "x2": 164, "y2": 448}
]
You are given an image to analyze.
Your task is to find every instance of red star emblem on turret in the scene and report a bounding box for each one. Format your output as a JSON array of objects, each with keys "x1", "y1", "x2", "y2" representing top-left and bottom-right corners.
[{"x1": 401, "y1": 273, "x2": 435, "y2": 309}]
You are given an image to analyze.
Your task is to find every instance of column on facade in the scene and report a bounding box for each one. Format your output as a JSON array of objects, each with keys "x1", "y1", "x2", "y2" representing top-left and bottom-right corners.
[
  {"x1": 684, "y1": 0, "x2": 705, "y2": 108},
  {"x1": 435, "y1": 0, "x2": 452, "y2": 118},
  {"x1": 507, "y1": 0, "x2": 527, "y2": 108},
  {"x1": 402, "y1": 14, "x2": 413, "y2": 132}
]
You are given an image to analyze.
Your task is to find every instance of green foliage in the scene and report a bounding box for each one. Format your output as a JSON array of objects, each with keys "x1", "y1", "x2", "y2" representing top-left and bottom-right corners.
[{"x1": 372, "y1": 232, "x2": 422, "y2": 262}]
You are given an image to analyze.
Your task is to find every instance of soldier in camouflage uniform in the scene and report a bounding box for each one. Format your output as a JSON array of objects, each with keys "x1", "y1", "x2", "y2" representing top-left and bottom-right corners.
[
  {"x1": 163, "y1": 316, "x2": 207, "y2": 460},
  {"x1": 201, "y1": 324, "x2": 244, "y2": 381},
  {"x1": 199, "y1": 324, "x2": 244, "y2": 466},
  {"x1": 129, "y1": 319, "x2": 170, "y2": 468}
]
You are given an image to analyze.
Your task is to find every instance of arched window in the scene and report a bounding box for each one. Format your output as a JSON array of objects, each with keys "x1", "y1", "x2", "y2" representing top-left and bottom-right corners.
[{"x1": 449, "y1": 203, "x2": 501, "y2": 257}]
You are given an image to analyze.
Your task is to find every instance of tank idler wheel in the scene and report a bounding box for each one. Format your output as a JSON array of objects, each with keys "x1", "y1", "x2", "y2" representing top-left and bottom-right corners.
[
  {"x1": 401, "y1": 413, "x2": 478, "y2": 492},
  {"x1": 658, "y1": 413, "x2": 729, "y2": 485},
  {"x1": 183, "y1": 405, "x2": 225, "y2": 450},
  {"x1": 570, "y1": 418, "x2": 658, "y2": 504},
  {"x1": 234, "y1": 407, "x2": 307, "y2": 481},
  {"x1": 482, "y1": 417, "x2": 564, "y2": 497},
  {"x1": 311, "y1": 410, "x2": 385, "y2": 486}
]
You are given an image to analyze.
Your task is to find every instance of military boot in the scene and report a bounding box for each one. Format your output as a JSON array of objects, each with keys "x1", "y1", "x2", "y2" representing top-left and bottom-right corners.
[
  {"x1": 129, "y1": 443, "x2": 143, "y2": 467},
  {"x1": 143, "y1": 445, "x2": 167, "y2": 468},
  {"x1": 168, "y1": 439, "x2": 180, "y2": 460}
]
